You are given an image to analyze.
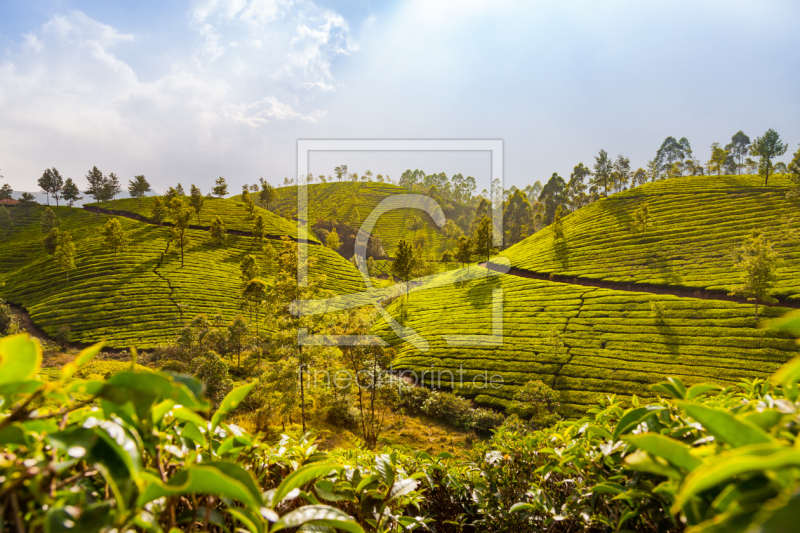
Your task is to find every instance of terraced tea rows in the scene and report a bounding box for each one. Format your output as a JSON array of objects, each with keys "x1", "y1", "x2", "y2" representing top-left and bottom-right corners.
[
  {"x1": 372, "y1": 270, "x2": 800, "y2": 417},
  {"x1": 0, "y1": 206, "x2": 363, "y2": 347},
  {"x1": 501, "y1": 175, "x2": 800, "y2": 301},
  {"x1": 97, "y1": 196, "x2": 312, "y2": 242},
  {"x1": 266, "y1": 183, "x2": 471, "y2": 257}
]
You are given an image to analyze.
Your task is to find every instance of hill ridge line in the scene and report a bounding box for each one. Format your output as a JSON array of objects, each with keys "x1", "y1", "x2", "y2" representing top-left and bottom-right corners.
[
  {"x1": 481, "y1": 262, "x2": 800, "y2": 310},
  {"x1": 81, "y1": 205, "x2": 320, "y2": 245}
]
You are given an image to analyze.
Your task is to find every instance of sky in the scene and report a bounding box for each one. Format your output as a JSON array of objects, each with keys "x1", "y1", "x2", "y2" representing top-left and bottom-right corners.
[{"x1": 1, "y1": 0, "x2": 799, "y2": 195}]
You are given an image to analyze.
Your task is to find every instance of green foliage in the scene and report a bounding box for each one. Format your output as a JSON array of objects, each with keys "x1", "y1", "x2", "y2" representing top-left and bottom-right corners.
[
  {"x1": 42, "y1": 226, "x2": 60, "y2": 255},
  {"x1": 501, "y1": 175, "x2": 800, "y2": 301},
  {"x1": 190, "y1": 183, "x2": 205, "y2": 222},
  {"x1": 212, "y1": 176, "x2": 228, "y2": 198},
  {"x1": 101, "y1": 217, "x2": 128, "y2": 269},
  {"x1": 267, "y1": 182, "x2": 472, "y2": 257},
  {"x1": 631, "y1": 202, "x2": 653, "y2": 234},
  {"x1": 327, "y1": 226, "x2": 341, "y2": 252},
  {"x1": 510, "y1": 379, "x2": 561, "y2": 428},
  {"x1": 62, "y1": 177, "x2": 82, "y2": 206},
  {"x1": 127, "y1": 175, "x2": 151, "y2": 208},
  {"x1": 54, "y1": 230, "x2": 76, "y2": 281},
  {"x1": 252, "y1": 214, "x2": 266, "y2": 244},
  {"x1": 374, "y1": 271, "x2": 800, "y2": 415},
  {"x1": 0, "y1": 206, "x2": 364, "y2": 348},
  {"x1": 751, "y1": 129, "x2": 788, "y2": 186},
  {"x1": 0, "y1": 334, "x2": 431, "y2": 533},
  {"x1": 730, "y1": 230, "x2": 779, "y2": 320},
  {"x1": 0, "y1": 296, "x2": 16, "y2": 335},
  {"x1": 392, "y1": 240, "x2": 415, "y2": 300},
  {"x1": 0, "y1": 205, "x2": 12, "y2": 240},
  {"x1": 259, "y1": 179, "x2": 276, "y2": 209},
  {"x1": 150, "y1": 195, "x2": 167, "y2": 225},
  {"x1": 210, "y1": 214, "x2": 227, "y2": 244},
  {"x1": 170, "y1": 201, "x2": 196, "y2": 268},
  {"x1": 788, "y1": 143, "x2": 800, "y2": 200},
  {"x1": 41, "y1": 206, "x2": 60, "y2": 234},
  {"x1": 473, "y1": 216, "x2": 494, "y2": 261}
]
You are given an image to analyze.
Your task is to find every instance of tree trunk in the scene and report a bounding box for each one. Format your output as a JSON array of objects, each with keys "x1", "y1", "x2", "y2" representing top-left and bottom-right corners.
[
  {"x1": 299, "y1": 352, "x2": 306, "y2": 433},
  {"x1": 755, "y1": 299, "x2": 759, "y2": 322}
]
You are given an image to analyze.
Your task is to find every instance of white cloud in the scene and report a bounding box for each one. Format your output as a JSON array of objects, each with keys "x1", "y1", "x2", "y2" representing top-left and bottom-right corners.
[{"x1": 0, "y1": 9, "x2": 334, "y2": 190}]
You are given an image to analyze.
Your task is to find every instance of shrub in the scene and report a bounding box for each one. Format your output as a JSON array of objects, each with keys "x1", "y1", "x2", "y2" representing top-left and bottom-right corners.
[
  {"x1": 53, "y1": 325, "x2": 71, "y2": 348},
  {"x1": 0, "y1": 334, "x2": 428, "y2": 533},
  {"x1": 0, "y1": 298, "x2": 15, "y2": 335}
]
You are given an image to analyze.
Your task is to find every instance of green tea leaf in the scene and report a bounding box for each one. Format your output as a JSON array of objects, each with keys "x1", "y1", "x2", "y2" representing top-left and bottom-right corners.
[
  {"x1": 211, "y1": 380, "x2": 257, "y2": 430},
  {"x1": 673, "y1": 446, "x2": 800, "y2": 512},
  {"x1": 612, "y1": 406, "x2": 665, "y2": 441},
  {"x1": 271, "y1": 505, "x2": 363, "y2": 533},
  {"x1": 274, "y1": 463, "x2": 342, "y2": 506},
  {"x1": 0, "y1": 334, "x2": 41, "y2": 385},
  {"x1": 678, "y1": 402, "x2": 773, "y2": 448},
  {"x1": 624, "y1": 434, "x2": 703, "y2": 471}
]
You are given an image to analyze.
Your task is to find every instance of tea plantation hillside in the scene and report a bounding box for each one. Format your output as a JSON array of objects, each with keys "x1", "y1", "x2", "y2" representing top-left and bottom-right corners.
[
  {"x1": 0, "y1": 205, "x2": 364, "y2": 347},
  {"x1": 97, "y1": 195, "x2": 316, "y2": 242},
  {"x1": 372, "y1": 269, "x2": 800, "y2": 417},
  {"x1": 262, "y1": 182, "x2": 473, "y2": 257},
  {"x1": 501, "y1": 174, "x2": 800, "y2": 301}
]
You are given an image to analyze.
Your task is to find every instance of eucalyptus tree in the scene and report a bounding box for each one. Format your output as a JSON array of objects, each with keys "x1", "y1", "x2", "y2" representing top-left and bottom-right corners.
[
  {"x1": 128, "y1": 175, "x2": 151, "y2": 207},
  {"x1": 751, "y1": 129, "x2": 788, "y2": 186}
]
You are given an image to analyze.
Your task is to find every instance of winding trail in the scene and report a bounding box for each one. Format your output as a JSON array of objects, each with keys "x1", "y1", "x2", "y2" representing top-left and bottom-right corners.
[
  {"x1": 481, "y1": 261, "x2": 800, "y2": 310},
  {"x1": 82, "y1": 205, "x2": 320, "y2": 245}
]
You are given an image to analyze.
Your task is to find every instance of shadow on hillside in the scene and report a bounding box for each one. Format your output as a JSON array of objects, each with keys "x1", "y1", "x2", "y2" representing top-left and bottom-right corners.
[
  {"x1": 654, "y1": 316, "x2": 680, "y2": 356},
  {"x1": 464, "y1": 274, "x2": 500, "y2": 309},
  {"x1": 554, "y1": 240, "x2": 570, "y2": 270},
  {"x1": 650, "y1": 251, "x2": 681, "y2": 285}
]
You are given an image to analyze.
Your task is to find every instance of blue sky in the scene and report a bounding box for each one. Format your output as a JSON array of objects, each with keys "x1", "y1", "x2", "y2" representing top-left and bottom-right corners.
[{"x1": 1, "y1": 0, "x2": 799, "y2": 194}]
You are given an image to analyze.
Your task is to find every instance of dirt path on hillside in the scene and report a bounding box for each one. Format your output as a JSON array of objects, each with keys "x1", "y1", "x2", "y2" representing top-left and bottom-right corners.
[
  {"x1": 82, "y1": 205, "x2": 320, "y2": 245},
  {"x1": 481, "y1": 262, "x2": 800, "y2": 310}
]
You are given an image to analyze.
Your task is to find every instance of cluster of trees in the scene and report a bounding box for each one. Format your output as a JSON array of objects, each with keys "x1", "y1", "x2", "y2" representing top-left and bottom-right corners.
[{"x1": 494, "y1": 130, "x2": 794, "y2": 246}]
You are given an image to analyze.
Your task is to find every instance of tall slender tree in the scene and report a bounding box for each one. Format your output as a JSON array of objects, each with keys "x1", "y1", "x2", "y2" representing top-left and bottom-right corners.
[
  {"x1": 591, "y1": 150, "x2": 613, "y2": 197},
  {"x1": 212, "y1": 177, "x2": 228, "y2": 198},
  {"x1": 473, "y1": 216, "x2": 495, "y2": 262},
  {"x1": 0, "y1": 206, "x2": 11, "y2": 240},
  {"x1": 101, "y1": 217, "x2": 128, "y2": 270},
  {"x1": 128, "y1": 175, "x2": 151, "y2": 208},
  {"x1": 0, "y1": 182, "x2": 12, "y2": 203},
  {"x1": 107, "y1": 173, "x2": 122, "y2": 200},
  {"x1": 788, "y1": 144, "x2": 800, "y2": 200},
  {"x1": 190, "y1": 184, "x2": 205, "y2": 223},
  {"x1": 84, "y1": 166, "x2": 109, "y2": 217},
  {"x1": 730, "y1": 230, "x2": 778, "y2": 322},
  {"x1": 39, "y1": 168, "x2": 64, "y2": 206},
  {"x1": 150, "y1": 196, "x2": 167, "y2": 225},
  {"x1": 210, "y1": 215, "x2": 227, "y2": 244},
  {"x1": 54, "y1": 231, "x2": 76, "y2": 282},
  {"x1": 751, "y1": 129, "x2": 788, "y2": 186},
  {"x1": 392, "y1": 239, "x2": 416, "y2": 302},
  {"x1": 259, "y1": 179, "x2": 276, "y2": 209},
  {"x1": 170, "y1": 201, "x2": 195, "y2": 267},
  {"x1": 726, "y1": 131, "x2": 751, "y2": 174},
  {"x1": 62, "y1": 178, "x2": 82, "y2": 207}
]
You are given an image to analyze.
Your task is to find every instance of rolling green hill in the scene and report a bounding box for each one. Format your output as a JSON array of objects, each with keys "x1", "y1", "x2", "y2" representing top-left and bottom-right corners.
[
  {"x1": 501, "y1": 174, "x2": 800, "y2": 301},
  {"x1": 372, "y1": 269, "x2": 800, "y2": 417},
  {"x1": 96, "y1": 195, "x2": 316, "y2": 242},
  {"x1": 262, "y1": 182, "x2": 473, "y2": 257},
  {"x1": 0, "y1": 205, "x2": 364, "y2": 348}
]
